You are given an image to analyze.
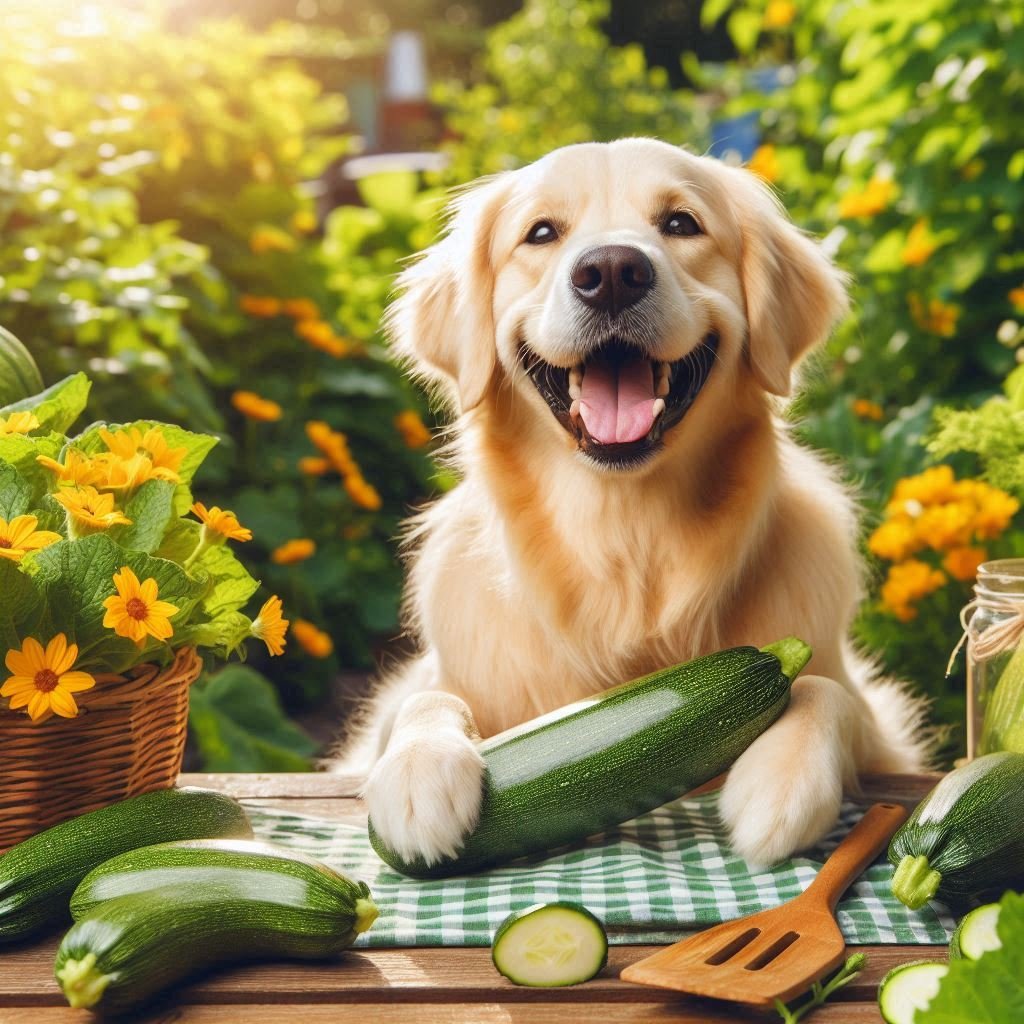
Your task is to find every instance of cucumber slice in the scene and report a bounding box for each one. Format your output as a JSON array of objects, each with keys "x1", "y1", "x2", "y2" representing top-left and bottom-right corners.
[
  {"x1": 492, "y1": 903, "x2": 608, "y2": 987},
  {"x1": 878, "y1": 961, "x2": 948, "y2": 1024},
  {"x1": 950, "y1": 903, "x2": 1002, "y2": 961}
]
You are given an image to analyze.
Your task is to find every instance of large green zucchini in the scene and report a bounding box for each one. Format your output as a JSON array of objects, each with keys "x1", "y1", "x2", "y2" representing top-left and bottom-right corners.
[
  {"x1": 0, "y1": 787, "x2": 252, "y2": 943},
  {"x1": 888, "y1": 751, "x2": 1024, "y2": 909},
  {"x1": 369, "y1": 637, "x2": 811, "y2": 878},
  {"x1": 55, "y1": 842, "x2": 378, "y2": 1013}
]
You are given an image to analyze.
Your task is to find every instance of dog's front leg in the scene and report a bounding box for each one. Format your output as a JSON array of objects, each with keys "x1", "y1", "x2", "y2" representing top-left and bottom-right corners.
[
  {"x1": 363, "y1": 689, "x2": 486, "y2": 866},
  {"x1": 719, "y1": 674, "x2": 868, "y2": 868}
]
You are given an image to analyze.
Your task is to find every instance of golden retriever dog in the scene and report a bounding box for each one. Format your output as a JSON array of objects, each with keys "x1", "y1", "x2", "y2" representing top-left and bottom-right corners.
[{"x1": 334, "y1": 138, "x2": 927, "y2": 869}]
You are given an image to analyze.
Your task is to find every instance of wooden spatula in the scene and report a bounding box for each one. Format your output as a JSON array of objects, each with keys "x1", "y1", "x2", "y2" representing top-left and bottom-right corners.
[{"x1": 620, "y1": 801, "x2": 908, "y2": 1008}]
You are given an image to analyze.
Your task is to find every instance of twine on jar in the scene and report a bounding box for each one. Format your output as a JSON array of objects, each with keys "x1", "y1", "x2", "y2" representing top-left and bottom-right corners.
[{"x1": 946, "y1": 597, "x2": 1024, "y2": 677}]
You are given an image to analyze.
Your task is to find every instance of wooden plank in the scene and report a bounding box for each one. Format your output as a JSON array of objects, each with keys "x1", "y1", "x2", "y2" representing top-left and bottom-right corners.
[{"x1": 0, "y1": 1002, "x2": 887, "y2": 1024}]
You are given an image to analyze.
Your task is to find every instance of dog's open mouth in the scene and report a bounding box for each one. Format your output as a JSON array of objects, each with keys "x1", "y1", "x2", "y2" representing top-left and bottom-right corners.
[{"x1": 522, "y1": 334, "x2": 719, "y2": 466}]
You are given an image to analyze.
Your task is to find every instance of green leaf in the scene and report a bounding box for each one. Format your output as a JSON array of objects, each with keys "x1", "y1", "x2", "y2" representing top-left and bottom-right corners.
[
  {"x1": 917, "y1": 891, "x2": 1024, "y2": 1023},
  {"x1": 0, "y1": 559, "x2": 44, "y2": 654},
  {"x1": 173, "y1": 610, "x2": 253, "y2": 659},
  {"x1": 0, "y1": 374, "x2": 91, "y2": 434},
  {"x1": 0, "y1": 432, "x2": 64, "y2": 501},
  {"x1": 108, "y1": 479, "x2": 175, "y2": 554},
  {"x1": 193, "y1": 542, "x2": 260, "y2": 618},
  {"x1": 0, "y1": 460, "x2": 33, "y2": 520},
  {"x1": 188, "y1": 664, "x2": 317, "y2": 772},
  {"x1": 357, "y1": 171, "x2": 419, "y2": 218}
]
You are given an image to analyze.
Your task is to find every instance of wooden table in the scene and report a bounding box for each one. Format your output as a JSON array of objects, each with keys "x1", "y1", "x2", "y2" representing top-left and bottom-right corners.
[{"x1": 0, "y1": 772, "x2": 946, "y2": 1023}]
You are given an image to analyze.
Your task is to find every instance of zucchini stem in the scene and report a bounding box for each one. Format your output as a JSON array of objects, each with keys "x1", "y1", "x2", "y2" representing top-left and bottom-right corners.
[
  {"x1": 354, "y1": 897, "x2": 379, "y2": 934},
  {"x1": 891, "y1": 854, "x2": 942, "y2": 910},
  {"x1": 56, "y1": 953, "x2": 113, "y2": 1009},
  {"x1": 761, "y1": 637, "x2": 813, "y2": 682}
]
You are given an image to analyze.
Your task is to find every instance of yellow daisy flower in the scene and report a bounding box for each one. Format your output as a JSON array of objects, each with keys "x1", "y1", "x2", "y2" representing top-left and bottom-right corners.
[
  {"x1": 271, "y1": 538, "x2": 316, "y2": 565},
  {"x1": 190, "y1": 502, "x2": 252, "y2": 542},
  {"x1": 53, "y1": 486, "x2": 132, "y2": 531},
  {"x1": 231, "y1": 391, "x2": 283, "y2": 422},
  {"x1": 345, "y1": 474, "x2": 382, "y2": 511},
  {"x1": 838, "y1": 176, "x2": 895, "y2": 219},
  {"x1": 0, "y1": 514, "x2": 62, "y2": 562},
  {"x1": 747, "y1": 144, "x2": 779, "y2": 183},
  {"x1": 36, "y1": 449, "x2": 106, "y2": 487},
  {"x1": 0, "y1": 411, "x2": 40, "y2": 436},
  {"x1": 1, "y1": 634, "x2": 96, "y2": 721},
  {"x1": 901, "y1": 219, "x2": 938, "y2": 267},
  {"x1": 763, "y1": 0, "x2": 796, "y2": 28},
  {"x1": 99, "y1": 427, "x2": 186, "y2": 481},
  {"x1": 251, "y1": 595, "x2": 289, "y2": 657},
  {"x1": 394, "y1": 410, "x2": 432, "y2": 449},
  {"x1": 291, "y1": 619, "x2": 333, "y2": 658},
  {"x1": 101, "y1": 567, "x2": 179, "y2": 645}
]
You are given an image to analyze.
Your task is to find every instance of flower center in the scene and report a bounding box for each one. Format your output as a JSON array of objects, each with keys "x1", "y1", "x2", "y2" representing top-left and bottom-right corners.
[
  {"x1": 126, "y1": 597, "x2": 149, "y2": 620},
  {"x1": 0, "y1": 537, "x2": 11, "y2": 548},
  {"x1": 34, "y1": 669, "x2": 59, "y2": 692}
]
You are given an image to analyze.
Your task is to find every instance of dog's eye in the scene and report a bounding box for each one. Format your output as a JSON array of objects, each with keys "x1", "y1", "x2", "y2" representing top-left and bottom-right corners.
[
  {"x1": 525, "y1": 221, "x2": 559, "y2": 245},
  {"x1": 662, "y1": 211, "x2": 703, "y2": 237}
]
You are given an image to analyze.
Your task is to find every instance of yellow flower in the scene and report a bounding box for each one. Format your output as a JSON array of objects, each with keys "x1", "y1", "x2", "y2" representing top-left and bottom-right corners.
[
  {"x1": 395, "y1": 410, "x2": 432, "y2": 449},
  {"x1": 36, "y1": 449, "x2": 106, "y2": 487},
  {"x1": 191, "y1": 502, "x2": 252, "y2": 542},
  {"x1": 102, "y1": 567, "x2": 179, "y2": 645},
  {"x1": 0, "y1": 514, "x2": 61, "y2": 562},
  {"x1": 852, "y1": 399, "x2": 884, "y2": 421},
  {"x1": 239, "y1": 295, "x2": 282, "y2": 318},
  {"x1": 0, "y1": 411, "x2": 40, "y2": 436},
  {"x1": 1, "y1": 634, "x2": 96, "y2": 721},
  {"x1": 908, "y1": 293, "x2": 959, "y2": 336},
  {"x1": 231, "y1": 391, "x2": 282, "y2": 422},
  {"x1": 747, "y1": 144, "x2": 779, "y2": 183},
  {"x1": 95, "y1": 427, "x2": 186, "y2": 490},
  {"x1": 888, "y1": 465, "x2": 956, "y2": 511},
  {"x1": 880, "y1": 560, "x2": 946, "y2": 621},
  {"x1": 283, "y1": 298, "x2": 320, "y2": 320},
  {"x1": 289, "y1": 209, "x2": 317, "y2": 235},
  {"x1": 943, "y1": 546, "x2": 987, "y2": 582},
  {"x1": 251, "y1": 595, "x2": 288, "y2": 656},
  {"x1": 838, "y1": 176, "x2": 895, "y2": 219},
  {"x1": 298, "y1": 456, "x2": 331, "y2": 477},
  {"x1": 901, "y1": 219, "x2": 938, "y2": 267},
  {"x1": 271, "y1": 538, "x2": 316, "y2": 565},
  {"x1": 915, "y1": 503, "x2": 975, "y2": 551},
  {"x1": 345, "y1": 474, "x2": 382, "y2": 511},
  {"x1": 763, "y1": 0, "x2": 796, "y2": 29},
  {"x1": 292, "y1": 619, "x2": 333, "y2": 658},
  {"x1": 868, "y1": 519, "x2": 919, "y2": 562},
  {"x1": 971, "y1": 487, "x2": 1019, "y2": 539},
  {"x1": 249, "y1": 225, "x2": 296, "y2": 255},
  {"x1": 1008, "y1": 286, "x2": 1024, "y2": 313},
  {"x1": 306, "y1": 421, "x2": 358, "y2": 476},
  {"x1": 53, "y1": 486, "x2": 132, "y2": 531},
  {"x1": 295, "y1": 319, "x2": 349, "y2": 357}
]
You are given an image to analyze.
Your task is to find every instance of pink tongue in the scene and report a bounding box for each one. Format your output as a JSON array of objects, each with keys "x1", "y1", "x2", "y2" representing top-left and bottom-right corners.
[{"x1": 579, "y1": 357, "x2": 656, "y2": 444}]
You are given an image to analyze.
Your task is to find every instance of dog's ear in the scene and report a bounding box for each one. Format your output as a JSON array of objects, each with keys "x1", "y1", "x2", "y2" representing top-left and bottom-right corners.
[
  {"x1": 386, "y1": 174, "x2": 512, "y2": 413},
  {"x1": 734, "y1": 172, "x2": 849, "y2": 397}
]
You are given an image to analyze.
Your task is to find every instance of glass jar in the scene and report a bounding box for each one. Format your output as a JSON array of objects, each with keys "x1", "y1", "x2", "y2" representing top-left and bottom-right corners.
[{"x1": 965, "y1": 559, "x2": 1024, "y2": 758}]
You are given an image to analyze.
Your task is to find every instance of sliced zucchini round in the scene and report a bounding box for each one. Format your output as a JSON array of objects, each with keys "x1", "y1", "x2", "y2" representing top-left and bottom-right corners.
[
  {"x1": 878, "y1": 960, "x2": 949, "y2": 1024},
  {"x1": 950, "y1": 902, "x2": 1002, "y2": 961},
  {"x1": 492, "y1": 902, "x2": 608, "y2": 987}
]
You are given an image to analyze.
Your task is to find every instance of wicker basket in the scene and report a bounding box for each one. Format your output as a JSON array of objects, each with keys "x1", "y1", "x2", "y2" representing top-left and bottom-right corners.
[{"x1": 0, "y1": 646, "x2": 202, "y2": 852}]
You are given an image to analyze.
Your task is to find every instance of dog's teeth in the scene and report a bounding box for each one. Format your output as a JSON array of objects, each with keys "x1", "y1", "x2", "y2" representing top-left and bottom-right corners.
[
  {"x1": 652, "y1": 397, "x2": 666, "y2": 420},
  {"x1": 655, "y1": 362, "x2": 671, "y2": 397},
  {"x1": 569, "y1": 366, "x2": 583, "y2": 401},
  {"x1": 570, "y1": 398, "x2": 581, "y2": 420}
]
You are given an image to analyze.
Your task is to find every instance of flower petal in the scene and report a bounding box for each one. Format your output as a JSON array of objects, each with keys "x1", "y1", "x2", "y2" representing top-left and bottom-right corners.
[
  {"x1": 20, "y1": 638, "x2": 46, "y2": 674},
  {"x1": 140, "y1": 577, "x2": 158, "y2": 604},
  {"x1": 147, "y1": 601, "x2": 179, "y2": 618},
  {"x1": 46, "y1": 634, "x2": 72, "y2": 675},
  {"x1": 48, "y1": 687, "x2": 80, "y2": 718},
  {"x1": 59, "y1": 671, "x2": 97, "y2": 694},
  {"x1": 1, "y1": 675, "x2": 34, "y2": 696},
  {"x1": 27, "y1": 690, "x2": 50, "y2": 721}
]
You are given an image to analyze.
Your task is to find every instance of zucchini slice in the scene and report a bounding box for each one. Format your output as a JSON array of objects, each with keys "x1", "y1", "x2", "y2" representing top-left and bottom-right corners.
[
  {"x1": 878, "y1": 961, "x2": 949, "y2": 1024},
  {"x1": 950, "y1": 902, "x2": 1002, "y2": 961},
  {"x1": 492, "y1": 902, "x2": 608, "y2": 987}
]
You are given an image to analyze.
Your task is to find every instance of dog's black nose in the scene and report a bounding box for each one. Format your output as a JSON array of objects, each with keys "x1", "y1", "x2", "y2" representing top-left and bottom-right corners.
[{"x1": 570, "y1": 245, "x2": 655, "y2": 315}]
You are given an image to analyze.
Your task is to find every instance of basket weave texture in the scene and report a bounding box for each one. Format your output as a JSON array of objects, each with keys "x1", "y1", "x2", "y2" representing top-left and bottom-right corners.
[{"x1": 0, "y1": 645, "x2": 202, "y2": 852}]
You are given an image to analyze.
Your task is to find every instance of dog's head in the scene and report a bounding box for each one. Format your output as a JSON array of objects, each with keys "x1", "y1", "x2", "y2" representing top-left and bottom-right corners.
[{"x1": 388, "y1": 138, "x2": 848, "y2": 471}]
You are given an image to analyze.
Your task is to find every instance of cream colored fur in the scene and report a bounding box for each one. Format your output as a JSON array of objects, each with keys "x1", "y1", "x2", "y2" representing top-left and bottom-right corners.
[{"x1": 333, "y1": 138, "x2": 928, "y2": 869}]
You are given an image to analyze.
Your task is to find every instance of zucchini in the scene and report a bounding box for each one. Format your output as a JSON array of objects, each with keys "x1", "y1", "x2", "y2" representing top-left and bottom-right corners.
[
  {"x1": 888, "y1": 752, "x2": 1024, "y2": 909},
  {"x1": 877, "y1": 960, "x2": 948, "y2": 1024},
  {"x1": 492, "y1": 902, "x2": 608, "y2": 987},
  {"x1": 55, "y1": 852, "x2": 378, "y2": 1013},
  {"x1": 0, "y1": 787, "x2": 252, "y2": 944},
  {"x1": 949, "y1": 902, "x2": 1002, "y2": 961},
  {"x1": 370, "y1": 637, "x2": 811, "y2": 878}
]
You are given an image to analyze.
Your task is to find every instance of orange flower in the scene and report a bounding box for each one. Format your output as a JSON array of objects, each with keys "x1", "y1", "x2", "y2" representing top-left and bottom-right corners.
[
  {"x1": 306, "y1": 421, "x2": 358, "y2": 476},
  {"x1": 394, "y1": 410, "x2": 432, "y2": 449},
  {"x1": 102, "y1": 567, "x2": 179, "y2": 646},
  {"x1": 901, "y1": 220, "x2": 938, "y2": 267},
  {"x1": 852, "y1": 399, "x2": 884, "y2": 421},
  {"x1": 289, "y1": 209, "x2": 318, "y2": 234},
  {"x1": 0, "y1": 411, "x2": 40, "y2": 436},
  {"x1": 908, "y1": 293, "x2": 959, "y2": 337},
  {"x1": 747, "y1": 144, "x2": 779, "y2": 183},
  {"x1": 943, "y1": 547, "x2": 987, "y2": 582},
  {"x1": 191, "y1": 502, "x2": 252, "y2": 542},
  {"x1": 271, "y1": 538, "x2": 316, "y2": 565},
  {"x1": 880, "y1": 560, "x2": 946, "y2": 621},
  {"x1": 239, "y1": 295, "x2": 282, "y2": 318},
  {"x1": 251, "y1": 595, "x2": 288, "y2": 656},
  {"x1": 1, "y1": 634, "x2": 96, "y2": 721},
  {"x1": 291, "y1": 619, "x2": 333, "y2": 658},
  {"x1": 763, "y1": 0, "x2": 796, "y2": 28},
  {"x1": 345, "y1": 474, "x2": 382, "y2": 511},
  {"x1": 97, "y1": 426, "x2": 186, "y2": 487},
  {"x1": 838, "y1": 176, "x2": 895, "y2": 219},
  {"x1": 1008, "y1": 287, "x2": 1024, "y2": 313},
  {"x1": 232, "y1": 391, "x2": 282, "y2": 422},
  {"x1": 0, "y1": 515, "x2": 61, "y2": 562},
  {"x1": 282, "y1": 298, "x2": 319, "y2": 320},
  {"x1": 249, "y1": 225, "x2": 296, "y2": 254},
  {"x1": 298, "y1": 456, "x2": 331, "y2": 477},
  {"x1": 36, "y1": 449, "x2": 106, "y2": 487},
  {"x1": 53, "y1": 486, "x2": 132, "y2": 531}
]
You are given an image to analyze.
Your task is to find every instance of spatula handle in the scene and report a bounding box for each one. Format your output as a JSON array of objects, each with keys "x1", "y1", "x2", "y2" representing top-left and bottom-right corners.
[{"x1": 804, "y1": 802, "x2": 908, "y2": 911}]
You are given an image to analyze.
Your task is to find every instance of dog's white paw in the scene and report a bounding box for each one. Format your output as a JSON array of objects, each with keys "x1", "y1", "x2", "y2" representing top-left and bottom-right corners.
[{"x1": 364, "y1": 728, "x2": 486, "y2": 865}]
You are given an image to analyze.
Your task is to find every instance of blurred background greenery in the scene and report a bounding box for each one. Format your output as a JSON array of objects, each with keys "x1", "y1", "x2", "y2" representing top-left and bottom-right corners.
[{"x1": 2, "y1": 0, "x2": 1021, "y2": 768}]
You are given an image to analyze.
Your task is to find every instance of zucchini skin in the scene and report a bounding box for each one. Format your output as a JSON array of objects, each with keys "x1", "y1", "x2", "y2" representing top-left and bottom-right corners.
[
  {"x1": 56, "y1": 864, "x2": 377, "y2": 1013},
  {"x1": 888, "y1": 752, "x2": 1024, "y2": 908},
  {"x1": 370, "y1": 641, "x2": 807, "y2": 878},
  {"x1": 0, "y1": 788, "x2": 252, "y2": 944}
]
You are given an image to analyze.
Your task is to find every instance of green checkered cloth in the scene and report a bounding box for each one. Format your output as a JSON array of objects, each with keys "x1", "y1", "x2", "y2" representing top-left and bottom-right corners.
[{"x1": 245, "y1": 793, "x2": 955, "y2": 948}]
